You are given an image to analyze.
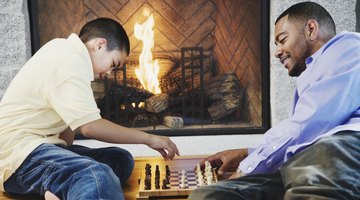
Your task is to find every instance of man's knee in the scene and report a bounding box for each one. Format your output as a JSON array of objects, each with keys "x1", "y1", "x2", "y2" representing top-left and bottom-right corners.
[
  {"x1": 189, "y1": 183, "x2": 250, "y2": 200},
  {"x1": 189, "y1": 186, "x2": 237, "y2": 200}
]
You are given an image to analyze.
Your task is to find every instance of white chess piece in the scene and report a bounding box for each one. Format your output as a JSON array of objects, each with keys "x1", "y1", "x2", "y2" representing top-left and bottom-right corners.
[{"x1": 179, "y1": 170, "x2": 187, "y2": 188}]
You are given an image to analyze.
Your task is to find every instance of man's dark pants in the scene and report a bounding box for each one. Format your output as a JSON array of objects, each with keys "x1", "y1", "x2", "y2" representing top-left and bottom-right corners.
[{"x1": 189, "y1": 131, "x2": 360, "y2": 200}]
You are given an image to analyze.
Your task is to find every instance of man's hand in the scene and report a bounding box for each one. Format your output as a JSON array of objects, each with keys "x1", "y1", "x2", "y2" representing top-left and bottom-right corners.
[
  {"x1": 146, "y1": 134, "x2": 180, "y2": 160},
  {"x1": 198, "y1": 149, "x2": 248, "y2": 176}
]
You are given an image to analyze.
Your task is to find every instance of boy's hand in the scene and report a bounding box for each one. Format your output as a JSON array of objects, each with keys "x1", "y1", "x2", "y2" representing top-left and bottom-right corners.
[
  {"x1": 147, "y1": 135, "x2": 180, "y2": 160},
  {"x1": 198, "y1": 149, "x2": 248, "y2": 176}
]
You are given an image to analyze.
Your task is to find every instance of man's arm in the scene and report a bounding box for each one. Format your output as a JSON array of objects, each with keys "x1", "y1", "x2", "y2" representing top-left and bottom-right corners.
[
  {"x1": 240, "y1": 33, "x2": 360, "y2": 174},
  {"x1": 78, "y1": 118, "x2": 179, "y2": 160}
]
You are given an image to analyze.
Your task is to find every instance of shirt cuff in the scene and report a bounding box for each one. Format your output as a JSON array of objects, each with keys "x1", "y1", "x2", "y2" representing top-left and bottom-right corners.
[
  {"x1": 247, "y1": 148, "x2": 256, "y2": 155},
  {"x1": 69, "y1": 113, "x2": 101, "y2": 131}
]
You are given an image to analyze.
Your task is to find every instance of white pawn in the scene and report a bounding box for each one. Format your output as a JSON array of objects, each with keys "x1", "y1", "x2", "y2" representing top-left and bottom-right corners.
[
  {"x1": 198, "y1": 180, "x2": 205, "y2": 186},
  {"x1": 205, "y1": 161, "x2": 210, "y2": 169},
  {"x1": 196, "y1": 163, "x2": 201, "y2": 171},
  {"x1": 180, "y1": 170, "x2": 187, "y2": 188},
  {"x1": 180, "y1": 181, "x2": 186, "y2": 188}
]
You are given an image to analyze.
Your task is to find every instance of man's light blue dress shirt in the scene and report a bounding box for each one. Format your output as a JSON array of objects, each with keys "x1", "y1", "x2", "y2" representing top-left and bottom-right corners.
[{"x1": 239, "y1": 31, "x2": 360, "y2": 174}]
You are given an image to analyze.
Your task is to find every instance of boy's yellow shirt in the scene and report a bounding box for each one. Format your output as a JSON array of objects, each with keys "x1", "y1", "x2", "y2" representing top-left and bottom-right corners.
[{"x1": 0, "y1": 34, "x2": 101, "y2": 191}]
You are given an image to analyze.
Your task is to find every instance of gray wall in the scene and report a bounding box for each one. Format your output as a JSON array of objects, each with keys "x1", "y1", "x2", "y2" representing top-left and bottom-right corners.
[
  {"x1": 0, "y1": 0, "x2": 357, "y2": 155},
  {"x1": 0, "y1": 0, "x2": 31, "y2": 101}
]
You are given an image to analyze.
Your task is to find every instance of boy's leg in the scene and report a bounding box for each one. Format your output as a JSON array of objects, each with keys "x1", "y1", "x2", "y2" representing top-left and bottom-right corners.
[
  {"x1": 280, "y1": 131, "x2": 360, "y2": 200},
  {"x1": 64, "y1": 144, "x2": 134, "y2": 185},
  {"x1": 4, "y1": 143, "x2": 124, "y2": 200},
  {"x1": 188, "y1": 171, "x2": 285, "y2": 200}
]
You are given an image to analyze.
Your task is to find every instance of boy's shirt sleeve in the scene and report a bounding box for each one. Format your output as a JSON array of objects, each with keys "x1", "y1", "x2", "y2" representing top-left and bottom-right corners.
[{"x1": 47, "y1": 76, "x2": 101, "y2": 131}]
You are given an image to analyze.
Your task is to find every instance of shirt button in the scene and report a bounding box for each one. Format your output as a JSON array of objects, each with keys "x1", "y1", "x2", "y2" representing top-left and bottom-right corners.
[
  {"x1": 247, "y1": 166, "x2": 253, "y2": 172},
  {"x1": 272, "y1": 146, "x2": 277, "y2": 149}
]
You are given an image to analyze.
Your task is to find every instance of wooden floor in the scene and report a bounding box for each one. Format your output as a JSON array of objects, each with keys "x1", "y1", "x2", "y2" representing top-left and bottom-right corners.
[{"x1": 0, "y1": 156, "x2": 207, "y2": 200}]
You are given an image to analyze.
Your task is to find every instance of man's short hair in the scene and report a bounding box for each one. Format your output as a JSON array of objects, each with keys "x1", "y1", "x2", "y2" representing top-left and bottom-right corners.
[
  {"x1": 275, "y1": 1, "x2": 336, "y2": 35},
  {"x1": 79, "y1": 18, "x2": 130, "y2": 55}
]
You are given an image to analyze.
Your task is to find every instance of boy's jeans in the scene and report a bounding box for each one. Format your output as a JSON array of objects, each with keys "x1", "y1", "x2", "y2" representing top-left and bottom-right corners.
[
  {"x1": 4, "y1": 143, "x2": 134, "y2": 200},
  {"x1": 189, "y1": 131, "x2": 360, "y2": 200}
]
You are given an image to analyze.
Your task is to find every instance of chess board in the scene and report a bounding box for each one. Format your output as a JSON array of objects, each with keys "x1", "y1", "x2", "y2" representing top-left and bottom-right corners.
[{"x1": 137, "y1": 164, "x2": 218, "y2": 199}]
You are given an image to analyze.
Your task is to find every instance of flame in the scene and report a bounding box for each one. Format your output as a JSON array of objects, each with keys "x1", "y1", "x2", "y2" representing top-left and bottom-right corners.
[{"x1": 134, "y1": 9, "x2": 161, "y2": 94}]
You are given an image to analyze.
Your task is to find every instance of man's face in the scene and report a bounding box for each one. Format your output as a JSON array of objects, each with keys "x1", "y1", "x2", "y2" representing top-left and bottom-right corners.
[{"x1": 275, "y1": 15, "x2": 311, "y2": 77}]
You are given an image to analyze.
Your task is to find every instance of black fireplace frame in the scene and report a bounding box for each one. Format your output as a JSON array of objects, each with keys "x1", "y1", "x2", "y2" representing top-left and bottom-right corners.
[{"x1": 27, "y1": 0, "x2": 271, "y2": 136}]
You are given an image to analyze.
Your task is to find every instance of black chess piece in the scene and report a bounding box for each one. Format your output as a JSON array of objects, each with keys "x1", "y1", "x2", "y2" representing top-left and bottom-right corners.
[
  {"x1": 144, "y1": 163, "x2": 152, "y2": 190},
  {"x1": 162, "y1": 178, "x2": 169, "y2": 189}
]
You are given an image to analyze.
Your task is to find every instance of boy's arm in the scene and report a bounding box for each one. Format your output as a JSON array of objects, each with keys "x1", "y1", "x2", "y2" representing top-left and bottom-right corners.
[
  {"x1": 78, "y1": 118, "x2": 180, "y2": 160},
  {"x1": 59, "y1": 127, "x2": 75, "y2": 146}
]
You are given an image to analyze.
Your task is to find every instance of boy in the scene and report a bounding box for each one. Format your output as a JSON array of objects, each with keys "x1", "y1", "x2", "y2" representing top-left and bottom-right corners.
[{"x1": 0, "y1": 18, "x2": 179, "y2": 200}]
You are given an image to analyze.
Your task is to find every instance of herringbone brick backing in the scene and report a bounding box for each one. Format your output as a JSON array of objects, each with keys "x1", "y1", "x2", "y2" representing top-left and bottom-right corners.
[
  {"x1": 36, "y1": 0, "x2": 263, "y2": 127},
  {"x1": 214, "y1": 0, "x2": 262, "y2": 126}
]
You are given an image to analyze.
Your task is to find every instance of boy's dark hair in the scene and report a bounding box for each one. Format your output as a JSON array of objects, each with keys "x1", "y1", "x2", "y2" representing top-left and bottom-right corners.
[
  {"x1": 79, "y1": 18, "x2": 130, "y2": 55},
  {"x1": 275, "y1": 1, "x2": 336, "y2": 35}
]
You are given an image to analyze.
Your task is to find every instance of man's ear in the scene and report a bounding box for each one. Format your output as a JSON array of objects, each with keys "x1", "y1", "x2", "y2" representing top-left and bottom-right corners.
[
  {"x1": 305, "y1": 19, "x2": 319, "y2": 41},
  {"x1": 94, "y1": 38, "x2": 107, "y2": 51}
]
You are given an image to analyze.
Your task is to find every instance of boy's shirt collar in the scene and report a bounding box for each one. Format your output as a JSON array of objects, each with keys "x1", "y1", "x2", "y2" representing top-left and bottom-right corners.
[{"x1": 67, "y1": 33, "x2": 94, "y2": 81}]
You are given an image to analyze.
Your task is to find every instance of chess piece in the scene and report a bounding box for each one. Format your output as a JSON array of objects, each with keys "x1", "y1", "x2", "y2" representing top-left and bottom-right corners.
[
  {"x1": 162, "y1": 178, "x2": 169, "y2": 189},
  {"x1": 165, "y1": 165, "x2": 171, "y2": 184},
  {"x1": 155, "y1": 165, "x2": 160, "y2": 189},
  {"x1": 144, "y1": 163, "x2": 152, "y2": 190},
  {"x1": 180, "y1": 170, "x2": 187, "y2": 188}
]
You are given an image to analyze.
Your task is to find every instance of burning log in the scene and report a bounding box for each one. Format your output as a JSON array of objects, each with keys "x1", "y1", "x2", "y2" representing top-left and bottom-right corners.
[
  {"x1": 111, "y1": 84, "x2": 153, "y2": 104},
  {"x1": 145, "y1": 94, "x2": 169, "y2": 113},
  {"x1": 113, "y1": 58, "x2": 176, "y2": 84},
  {"x1": 132, "y1": 113, "x2": 159, "y2": 127},
  {"x1": 91, "y1": 80, "x2": 105, "y2": 102},
  {"x1": 204, "y1": 73, "x2": 244, "y2": 120},
  {"x1": 160, "y1": 65, "x2": 212, "y2": 95},
  {"x1": 207, "y1": 93, "x2": 243, "y2": 120}
]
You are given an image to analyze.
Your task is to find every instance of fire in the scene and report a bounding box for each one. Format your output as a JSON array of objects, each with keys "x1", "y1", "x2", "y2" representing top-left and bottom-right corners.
[{"x1": 134, "y1": 9, "x2": 161, "y2": 94}]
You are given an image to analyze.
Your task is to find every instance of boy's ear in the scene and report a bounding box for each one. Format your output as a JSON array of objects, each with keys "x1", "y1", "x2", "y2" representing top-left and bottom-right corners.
[{"x1": 94, "y1": 38, "x2": 107, "y2": 51}]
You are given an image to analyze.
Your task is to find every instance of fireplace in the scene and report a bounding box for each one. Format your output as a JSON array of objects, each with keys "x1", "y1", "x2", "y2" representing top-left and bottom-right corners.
[{"x1": 28, "y1": 0, "x2": 270, "y2": 136}]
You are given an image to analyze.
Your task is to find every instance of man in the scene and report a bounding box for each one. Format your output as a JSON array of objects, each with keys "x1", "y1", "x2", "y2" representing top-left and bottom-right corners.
[
  {"x1": 0, "y1": 18, "x2": 179, "y2": 200},
  {"x1": 189, "y1": 2, "x2": 360, "y2": 199}
]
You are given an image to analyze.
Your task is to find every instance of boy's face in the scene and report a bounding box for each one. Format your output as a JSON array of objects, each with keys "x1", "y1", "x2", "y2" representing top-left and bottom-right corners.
[{"x1": 87, "y1": 38, "x2": 127, "y2": 79}]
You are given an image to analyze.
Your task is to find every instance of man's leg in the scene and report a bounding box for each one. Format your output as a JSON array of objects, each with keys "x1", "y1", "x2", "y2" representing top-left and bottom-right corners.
[
  {"x1": 4, "y1": 143, "x2": 124, "y2": 200},
  {"x1": 280, "y1": 131, "x2": 360, "y2": 200},
  {"x1": 189, "y1": 170, "x2": 284, "y2": 200},
  {"x1": 65, "y1": 144, "x2": 134, "y2": 185}
]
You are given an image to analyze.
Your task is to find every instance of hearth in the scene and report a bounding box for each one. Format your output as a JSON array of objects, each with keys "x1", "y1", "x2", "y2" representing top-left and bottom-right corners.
[{"x1": 28, "y1": 0, "x2": 270, "y2": 136}]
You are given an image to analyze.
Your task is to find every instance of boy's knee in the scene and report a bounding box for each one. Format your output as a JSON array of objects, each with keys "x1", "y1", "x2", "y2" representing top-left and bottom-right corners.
[
  {"x1": 106, "y1": 148, "x2": 134, "y2": 184},
  {"x1": 119, "y1": 148, "x2": 134, "y2": 170},
  {"x1": 91, "y1": 162, "x2": 121, "y2": 186}
]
